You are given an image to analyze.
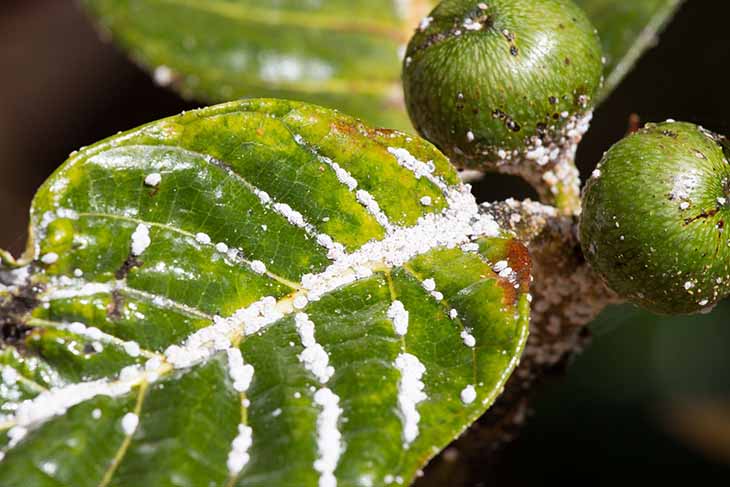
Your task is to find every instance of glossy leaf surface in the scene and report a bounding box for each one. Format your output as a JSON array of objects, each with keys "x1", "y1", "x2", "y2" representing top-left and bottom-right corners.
[{"x1": 0, "y1": 99, "x2": 529, "y2": 486}]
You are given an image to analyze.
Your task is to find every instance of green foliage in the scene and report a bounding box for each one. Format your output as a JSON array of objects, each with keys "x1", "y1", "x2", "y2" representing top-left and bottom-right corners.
[
  {"x1": 580, "y1": 121, "x2": 730, "y2": 315},
  {"x1": 0, "y1": 99, "x2": 529, "y2": 486}
]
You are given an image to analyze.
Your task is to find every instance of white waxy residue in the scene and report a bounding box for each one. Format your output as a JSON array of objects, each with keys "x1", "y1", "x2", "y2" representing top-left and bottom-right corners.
[
  {"x1": 356, "y1": 190, "x2": 393, "y2": 232},
  {"x1": 460, "y1": 330, "x2": 476, "y2": 348},
  {"x1": 130, "y1": 223, "x2": 151, "y2": 256},
  {"x1": 121, "y1": 412, "x2": 139, "y2": 435},
  {"x1": 153, "y1": 65, "x2": 174, "y2": 86},
  {"x1": 460, "y1": 385, "x2": 477, "y2": 405},
  {"x1": 387, "y1": 147, "x2": 445, "y2": 191},
  {"x1": 250, "y1": 260, "x2": 267, "y2": 275},
  {"x1": 144, "y1": 173, "x2": 162, "y2": 187},
  {"x1": 227, "y1": 424, "x2": 253, "y2": 475},
  {"x1": 313, "y1": 387, "x2": 343, "y2": 487},
  {"x1": 226, "y1": 347, "x2": 254, "y2": 392},
  {"x1": 195, "y1": 232, "x2": 211, "y2": 245},
  {"x1": 295, "y1": 313, "x2": 334, "y2": 384},
  {"x1": 41, "y1": 252, "x2": 58, "y2": 265},
  {"x1": 387, "y1": 300, "x2": 409, "y2": 336},
  {"x1": 394, "y1": 353, "x2": 427, "y2": 445}
]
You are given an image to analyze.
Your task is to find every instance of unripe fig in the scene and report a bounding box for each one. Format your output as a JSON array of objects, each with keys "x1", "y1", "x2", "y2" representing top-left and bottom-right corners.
[
  {"x1": 580, "y1": 121, "x2": 730, "y2": 315},
  {"x1": 403, "y1": 0, "x2": 603, "y2": 168}
]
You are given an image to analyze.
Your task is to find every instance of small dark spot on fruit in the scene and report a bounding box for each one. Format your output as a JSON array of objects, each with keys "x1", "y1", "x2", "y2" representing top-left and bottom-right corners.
[
  {"x1": 564, "y1": 57, "x2": 571, "y2": 65},
  {"x1": 661, "y1": 130, "x2": 678, "y2": 138},
  {"x1": 510, "y1": 45, "x2": 518, "y2": 56},
  {"x1": 548, "y1": 96, "x2": 558, "y2": 105}
]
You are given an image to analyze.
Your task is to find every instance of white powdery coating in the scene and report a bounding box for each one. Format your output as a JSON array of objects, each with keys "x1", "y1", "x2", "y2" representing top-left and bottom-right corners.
[
  {"x1": 328, "y1": 160, "x2": 358, "y2": 191},
  {"x1": 165, "y1": 297, "x2": 282, "y2": 369},
  {"x1": 121, "y1": 412, "x2": 139, "y2": 435},
  {"x1": 7, "y1": 426, "x2": 27, "y2": 448},
  {"x1": 300, "y1": 186, "x2": 500, "y2": 302},
  {"x1": 460, "y1": 385, "x2": 477, "y2": 404},
  {"x1": 226, "y1": 348, "x2": 255, "y2": 392},
  {"x1": 65, "y1": 321, "x2": 142, "y2": 358},
  {"x1": 316, "y1": 234, "x2": 346, "y2": 260},
  {"x1": 387, "y1": 300, "x2": 409, "y2": 336},
  {"x1": 356, "y1": 190, "x2": 392, "y2": 232},
  {"x1": 449, "y1": 308, "x2": 459, "y2": 319},
  {"x1": 216, "y1": 242, "x2": 229, "y2": 253},
  {"x1": 123, "y1": 341, "x2": 141, "y2": 358},
  {"x1": 420, "y1": 196, "x2": 432, "y2": 207},
  {"x1": 144, "y1": 172, "x2": 162, "y2": 187},
  {"x1": 227, "y1": 424, "x2": 253, "y2": 475},
  {"x1": 493, "y1": 260, "x2": 509, "y2": 273},
  {"x1": 295, "y1": 313, "x2": 334, "y2": 384},
  {"x1": 130, "y1": 223, "x2": 151, "y2": 256},
  {"x1": 273, "y1": 203, "x2": 309, "y2": 229},
  {"x1": 422, "y1": 279, "x2": 436, "y2": 292},
  {"x1": 461, "y1": 242, "x2": 479, "y2": 253},
  {"x1": 249, "y1": 179, "x2": 344, "y2": 258},
  {"x1": 460, "y1": 330, "x2": 476, "y2": 348},
  {"x1": 418, "y1": 16, "x2": 433, "y2": 31},
  {"x1": 153, "y1": 65, "x2": 174, "y2": 86},
  {"x1": 41, "y1": 253, "x2": 58, "y2": 265},
  {"x1": 313, "y1": 387, "x2": 343, "y2": 487},
  {"x1": 253, "y1": 189, "x2": 271, "y2": 205},
  {"x1": 293, "y1": 137, "x2": 360, "y2": 192},
  {"x1": 293, "y1": 294, "x2": 309, "y2": 310},
  {"x1": 2, "y1": 366, "x2": 19, "y2": 385},
  {"x1": 250, "y1": 260, "x2": 267, "y2": 275},
  {"x1": 43, "y1": 280, "x2": 114, "y2": 301},
  {"x1": 387, "y1": 147, "x2": 446, "y2": 191},
  {"x1": 195, "y1": 232, "x2": 212, "y2": 245},
  {"x1": 394, "y1": 353, "x2": 427, "y2": 445}
]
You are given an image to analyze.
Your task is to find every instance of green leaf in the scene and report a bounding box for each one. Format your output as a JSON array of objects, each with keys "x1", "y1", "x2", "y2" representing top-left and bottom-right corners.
[
  {"x1": 79, "y1": 0, "x2": 438, "y2": 131},
  {"x1": 574, "y1": 0, "x2": 684, "y2": 102},
  {"x1": 0, "y1": 99, "x2": 529, "y2": 486}
]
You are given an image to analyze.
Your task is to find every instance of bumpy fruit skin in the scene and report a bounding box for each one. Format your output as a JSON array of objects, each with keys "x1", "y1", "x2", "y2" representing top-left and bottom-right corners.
[
  {"x1": 402, "y1": 0, "x2": 603, "y2": 167},
  {"x1": 580, "y1": 122, "x2": 730, "y2": 315}
]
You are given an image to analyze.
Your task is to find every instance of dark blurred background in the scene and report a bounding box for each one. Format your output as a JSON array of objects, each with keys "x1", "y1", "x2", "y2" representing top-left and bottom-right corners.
[{"x1": 1, "y1": 0, "x2": 729, "y2": 484}]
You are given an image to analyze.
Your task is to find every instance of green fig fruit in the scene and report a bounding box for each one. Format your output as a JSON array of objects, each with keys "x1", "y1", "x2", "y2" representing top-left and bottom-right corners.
[
  {"x1": 580, "y1": 121, "x2": 730, "y2": 315},
  {"x1": 402, "y1": 0, "x2": 603, "y2": 170}
]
